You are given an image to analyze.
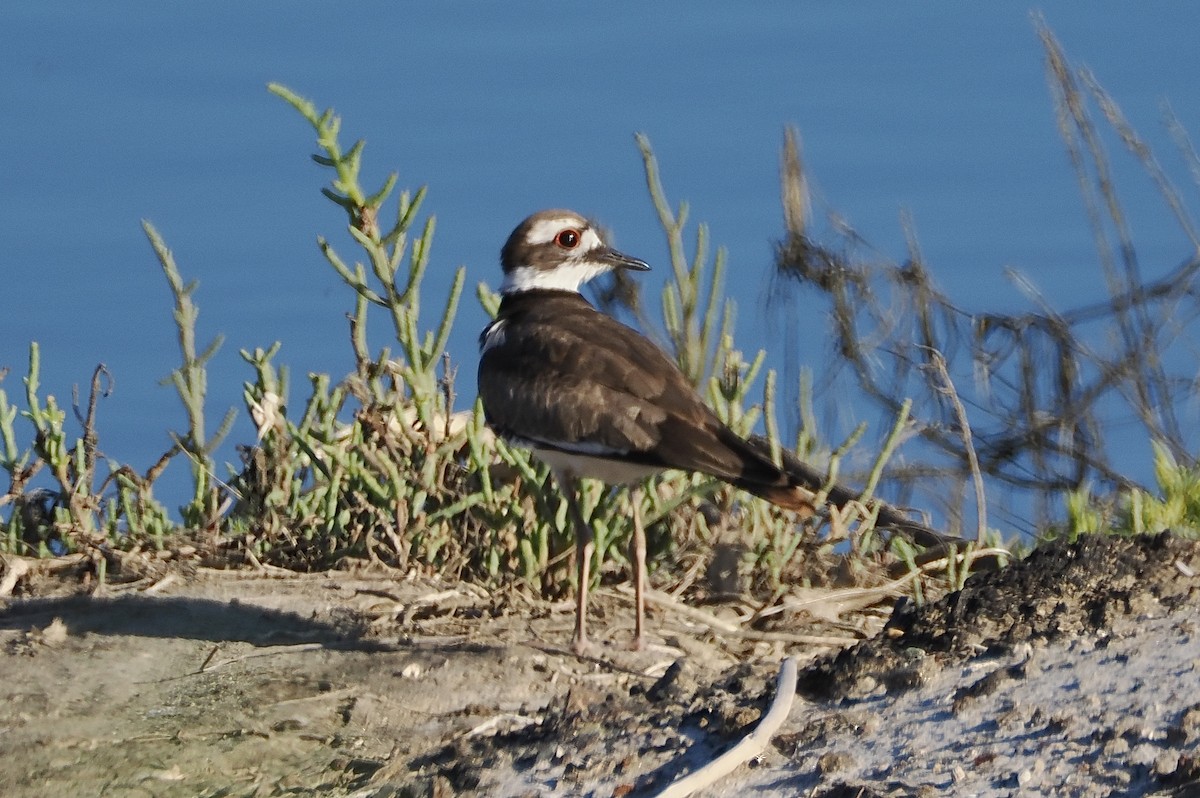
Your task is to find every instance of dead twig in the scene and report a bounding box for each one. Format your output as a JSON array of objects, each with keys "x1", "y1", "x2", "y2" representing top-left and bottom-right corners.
[
  {"x1": 757, "y1": 545, "x2": 1011, "y2": 623},
  {"x1": 923, "y1": 347, "x2": 988, "y2": 541},
  {"x1": 462, "y1": 713, "x2": 540, "y2": 740},
  {"x1": 0, "y1": 557, "x2": 32, "y2": 597},
  {"x1": 142, "y1": 572, "x2": 181, "y2": 595},
  {"x1": 197, "y1": 643, "x2": 326, "y2": 675},
  {"x1": 651, "y1": 657, "x2": 798, "y2": 798},
  {"x1": 619, "y1": 586, "x2": 866, "y2": 648}
]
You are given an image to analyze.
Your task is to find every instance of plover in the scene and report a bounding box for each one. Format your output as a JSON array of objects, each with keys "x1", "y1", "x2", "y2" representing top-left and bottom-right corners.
[{"x1": 478, "y1": 209, "x2": 942, "y2": 654}]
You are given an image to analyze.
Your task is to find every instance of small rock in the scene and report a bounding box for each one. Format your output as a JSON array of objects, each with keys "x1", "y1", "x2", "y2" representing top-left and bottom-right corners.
[
  {"x1": 1174, "y1": 703, "x2": 1200, "y2": 744},
  {"x1": 1130, "y1": 743, "x2": 1159, "y2": 767},
  {"x1": 1102, "y1": 737, "x2": 1130, "y2": 757},
  {"x1": 648, "y1": 731, "x2": 672, "y2": 750},
  {"x1": 1016, "y1": 758, "x2": 1045, "y2": 787},
  {"x1": 1115, "y1": 716, "x2": 1146, "y2": 741},
  {"x1": 1154, "y1": 751, "x2": 1180, "y2": 777},
  {"x1": 854, "y1": 676, "x2": 878, "y2": 695},
  {"x1": 646, "y1": 660, "x2": 694, "y2": 702},
  {"x1": 36, "y1": 618, "x2": 68, "y2": 647},
  {"x1": 817, "y1": 751, "x2": 855, "y2": 774}
]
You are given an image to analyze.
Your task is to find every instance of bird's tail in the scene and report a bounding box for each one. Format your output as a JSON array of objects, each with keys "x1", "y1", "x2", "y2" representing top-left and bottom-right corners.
[
  {"x1": 740, "y1": 480, "x2": 818, "y2": 516},
  {"x1": 744, "y1": 435, "x2": 963, "y2": 551}
]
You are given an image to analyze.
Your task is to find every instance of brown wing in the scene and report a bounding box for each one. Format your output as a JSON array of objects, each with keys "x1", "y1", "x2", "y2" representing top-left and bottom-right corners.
[{"x1": 478, "y1": 292, "x2": 785, "y2": 487}]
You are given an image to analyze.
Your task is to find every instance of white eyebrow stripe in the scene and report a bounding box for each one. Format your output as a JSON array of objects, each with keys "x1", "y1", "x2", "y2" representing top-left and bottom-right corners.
[{"x1": 525, "y1": 217, "x2": 588, "y2": 245}]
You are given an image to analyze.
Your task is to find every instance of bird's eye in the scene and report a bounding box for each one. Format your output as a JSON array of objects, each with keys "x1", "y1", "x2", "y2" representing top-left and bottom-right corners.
[{"x1": 555, "y1": 229, "x2": 581, "y2": 249}]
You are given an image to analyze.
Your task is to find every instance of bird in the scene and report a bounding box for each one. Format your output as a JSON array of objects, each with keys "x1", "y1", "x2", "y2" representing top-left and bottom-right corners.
[{"x1": 478, "y1": 209, "x2": 947, "y2": 654}]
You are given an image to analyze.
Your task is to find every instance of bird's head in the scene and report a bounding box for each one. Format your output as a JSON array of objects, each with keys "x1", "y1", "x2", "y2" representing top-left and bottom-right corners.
[{"x1": 499, "y1": 209, "x2": 650, "y2": 294}]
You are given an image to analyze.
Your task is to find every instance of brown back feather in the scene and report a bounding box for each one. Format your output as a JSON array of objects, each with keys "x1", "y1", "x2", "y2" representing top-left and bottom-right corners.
[{"x1": 479, "y1": 291, "x2": 791, "y2": 492}]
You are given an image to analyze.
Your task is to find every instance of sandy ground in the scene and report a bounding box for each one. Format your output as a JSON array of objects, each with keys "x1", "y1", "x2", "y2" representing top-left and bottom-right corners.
[{"x1": 1, "y1": 533, "x2": 1198, "y2": 797}]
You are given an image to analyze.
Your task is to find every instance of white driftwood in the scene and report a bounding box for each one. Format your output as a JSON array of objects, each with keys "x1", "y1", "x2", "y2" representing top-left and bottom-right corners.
[{"x1": 653, "y1": 657, "x2": 798, "y2": 798}]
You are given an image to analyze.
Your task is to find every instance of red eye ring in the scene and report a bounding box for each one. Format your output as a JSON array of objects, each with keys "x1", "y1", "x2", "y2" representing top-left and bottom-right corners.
[{"x1": 555, "y1": 229, "x2": 581, "y2": 249}]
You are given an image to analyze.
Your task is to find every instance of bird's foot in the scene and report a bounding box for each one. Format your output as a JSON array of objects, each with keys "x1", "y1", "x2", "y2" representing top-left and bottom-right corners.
[{"x1": 571, "y1": 635, "x2": 594, "y2": 657}]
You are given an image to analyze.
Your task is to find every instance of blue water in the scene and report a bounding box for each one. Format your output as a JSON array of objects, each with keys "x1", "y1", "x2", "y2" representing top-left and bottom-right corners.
[{"x1": 4, "y1": 4, "x2": 1200, "y2": 531}]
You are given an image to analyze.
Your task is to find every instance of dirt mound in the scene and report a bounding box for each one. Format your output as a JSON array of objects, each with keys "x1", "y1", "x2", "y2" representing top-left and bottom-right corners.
[{"x1": 799, "y1": 531, "x2": 1200, "y2": 701}]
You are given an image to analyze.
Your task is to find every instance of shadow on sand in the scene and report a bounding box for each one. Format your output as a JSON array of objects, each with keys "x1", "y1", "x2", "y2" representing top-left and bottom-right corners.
[{"x1": 0, "y1": 592, "x2": 388, "y2": 649}]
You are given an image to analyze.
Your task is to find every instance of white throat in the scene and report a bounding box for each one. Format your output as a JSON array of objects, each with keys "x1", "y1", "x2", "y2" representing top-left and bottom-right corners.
[{"x1": 500, "y1": 261, "x2": 610, "y2": 294}]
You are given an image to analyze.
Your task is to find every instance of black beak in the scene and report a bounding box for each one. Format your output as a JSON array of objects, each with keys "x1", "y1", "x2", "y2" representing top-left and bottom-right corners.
[{"x1": 598, "y1": 247, "x2": 651, "y2": 272}]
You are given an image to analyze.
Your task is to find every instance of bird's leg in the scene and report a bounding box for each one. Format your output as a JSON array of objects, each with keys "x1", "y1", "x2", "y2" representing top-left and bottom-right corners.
[
  {"x1": 629, "y1": 485, "x2": 647, "y2": 651},
  {"x1": 558, "y1": 472, "x2": 595, "y2": 656}
]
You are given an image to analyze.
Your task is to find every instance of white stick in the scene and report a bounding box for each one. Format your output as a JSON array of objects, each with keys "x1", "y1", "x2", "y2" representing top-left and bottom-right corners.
[{"x1": 652, "y1": 657, "x2": 798, "y2": 798}]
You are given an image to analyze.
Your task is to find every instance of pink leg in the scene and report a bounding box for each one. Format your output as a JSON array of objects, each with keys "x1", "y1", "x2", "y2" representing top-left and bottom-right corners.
[
  {"x1": 629, "y1": 487, "x2": 647, "y2": 651},
  {"x1": 558, "y1": 472, "x2": 594, "y2": 656}
]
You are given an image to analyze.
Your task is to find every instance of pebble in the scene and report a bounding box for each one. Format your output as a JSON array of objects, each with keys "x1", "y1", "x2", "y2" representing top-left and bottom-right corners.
[
  {"x1": 1153, "y1": 751, "x2": 1179, "y2": 777},
  {"x1": 1177, "y1": 703, "x2": 1200, "y2": 743},
  {"x1": 1015, "y1": 757, "x2": 1045, "y2": 787},
  {"x1": 816, "y1": 751, "x2": 855, "y2": 774},
  {"x1": 1130, "y1": 743, "x2": 1159, "y2": 768},
  {"x1": 1102, "y1": 737, "x2": 1130, "y2": 756}
]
